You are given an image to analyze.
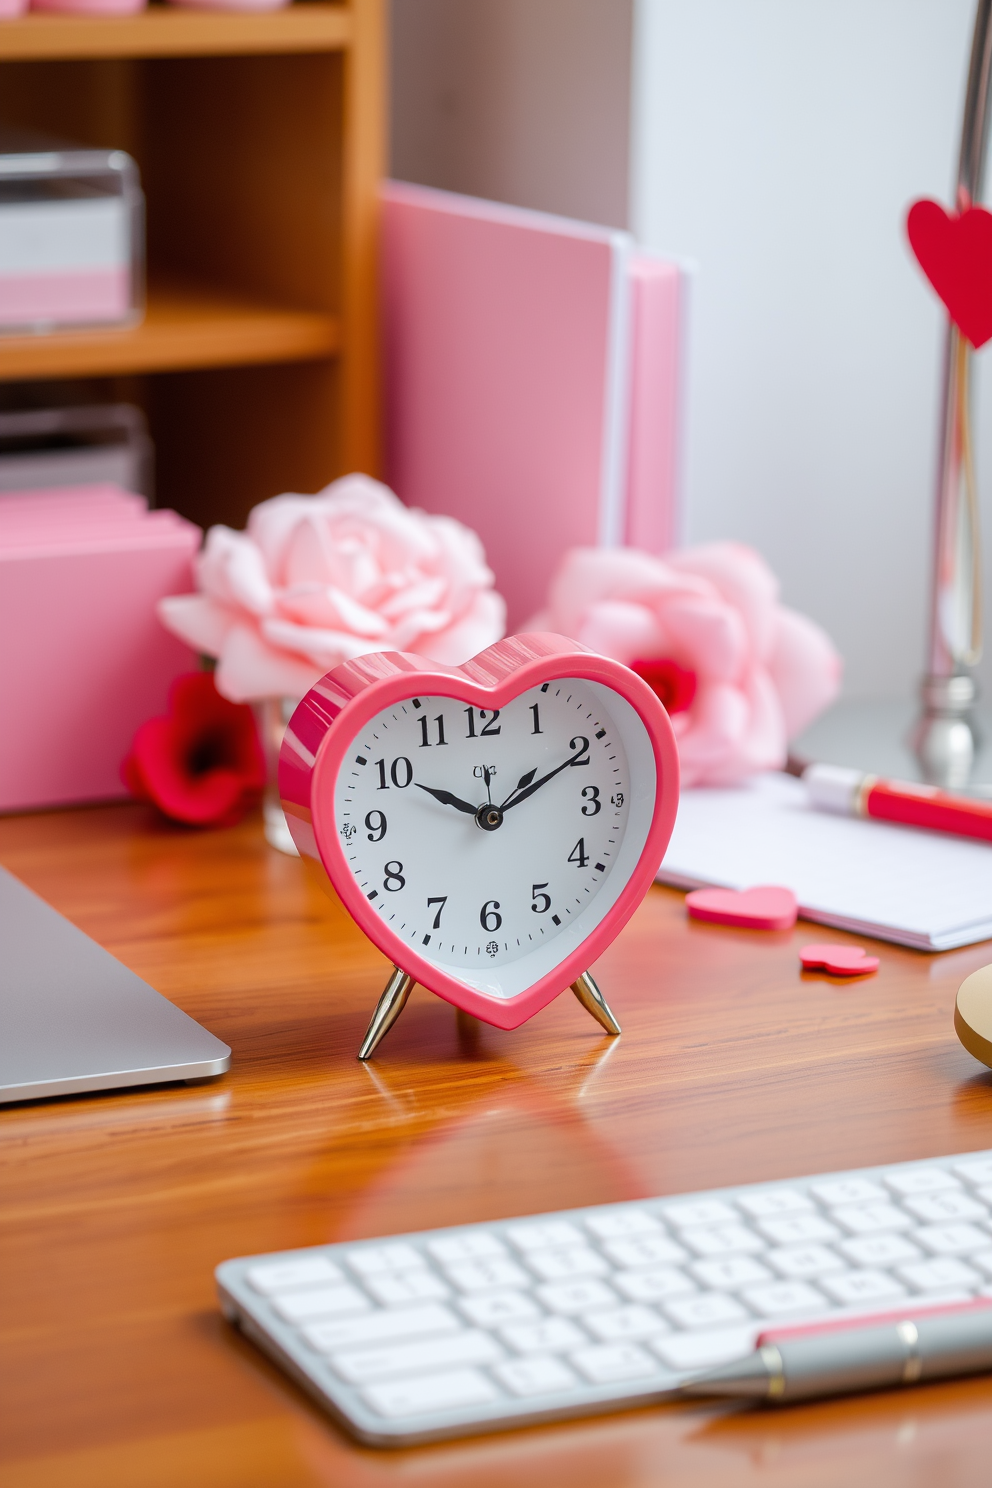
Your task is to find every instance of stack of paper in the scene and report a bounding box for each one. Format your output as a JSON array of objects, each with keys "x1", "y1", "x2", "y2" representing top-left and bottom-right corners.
[
  {"x1": 1, "y1": 484, "x2": 199, "y2": 812},
  {"x1": 659, "y1": 772, "x2": 992, "y2": 951}
]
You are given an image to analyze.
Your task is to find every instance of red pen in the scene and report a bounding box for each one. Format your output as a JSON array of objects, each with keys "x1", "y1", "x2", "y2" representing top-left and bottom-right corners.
[{"x1": 804, "y1": 763, "x2": 992, "y2": 843}]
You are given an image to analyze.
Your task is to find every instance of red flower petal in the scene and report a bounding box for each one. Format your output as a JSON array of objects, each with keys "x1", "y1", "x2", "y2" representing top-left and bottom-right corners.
[
  {"x1": 630, "y1": 657, "x2": 697, "y2": 715},
  {"x1": 121, "y1": 671, "x2": 265, "y2": 827}
]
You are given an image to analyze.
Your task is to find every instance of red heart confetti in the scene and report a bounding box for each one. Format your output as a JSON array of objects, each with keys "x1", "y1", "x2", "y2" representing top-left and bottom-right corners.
[
  {"x1": 800, "y1": 943, "x2": 879, "y2": 977},
  {"x1": 906, "y1": 199, "x2": 992, "y2": 349},
  {"x1": 685, "y1": 885, "x2": 798, "y2": 931}
]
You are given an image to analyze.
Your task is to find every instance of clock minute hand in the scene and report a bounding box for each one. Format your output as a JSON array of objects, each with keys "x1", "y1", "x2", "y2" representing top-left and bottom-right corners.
[
  {"x1": 415, "y1": 782, "x2": 479, "y2": 815},
  {"x1": 500, "y1": 739, "x2": 590, "y2": 812}
]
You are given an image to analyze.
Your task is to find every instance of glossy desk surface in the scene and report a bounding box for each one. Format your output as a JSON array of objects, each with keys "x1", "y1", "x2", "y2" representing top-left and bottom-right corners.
[{"x1": 3, "y1": 803, "x2": 992, "y2": 1487}]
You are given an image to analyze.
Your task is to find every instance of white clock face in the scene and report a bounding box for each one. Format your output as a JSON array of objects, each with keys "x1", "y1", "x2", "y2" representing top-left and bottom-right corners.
[{"x1": 332, "y1": 677, "x2": 657, "y2": 1000}]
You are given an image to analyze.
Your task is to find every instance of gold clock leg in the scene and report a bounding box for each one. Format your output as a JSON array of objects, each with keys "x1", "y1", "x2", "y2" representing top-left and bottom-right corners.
[
  {"x1": 570, "y1": 971, "x2": 621, "y2": 1036},
  {"x1": 358, "y1": 967, "x2": 414, "y2": 1060}
]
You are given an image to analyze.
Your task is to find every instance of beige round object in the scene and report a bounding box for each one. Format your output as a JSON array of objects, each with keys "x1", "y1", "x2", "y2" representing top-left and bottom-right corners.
[{"x1": 955, "y1": 964, "x2": 992, "y2": 1067}]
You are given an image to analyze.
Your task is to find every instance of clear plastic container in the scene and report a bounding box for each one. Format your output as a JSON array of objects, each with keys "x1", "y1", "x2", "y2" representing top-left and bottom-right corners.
[{"x1": 0, "y1": 130, "x2": 144, "y2": 334}]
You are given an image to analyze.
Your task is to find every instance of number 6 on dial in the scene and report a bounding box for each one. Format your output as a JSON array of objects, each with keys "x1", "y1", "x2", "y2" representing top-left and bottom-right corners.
[{"x1": 279, "y1": 634, "x2": 680, "y2": 1058}]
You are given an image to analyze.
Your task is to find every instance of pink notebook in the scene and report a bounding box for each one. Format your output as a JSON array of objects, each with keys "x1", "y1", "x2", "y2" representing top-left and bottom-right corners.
[
  {"x1": 1, "y1": 485, "x2": 200, "y2": 812},
  {"x1": 382, "y1": 182, "x2": 686, "y2": 628}
]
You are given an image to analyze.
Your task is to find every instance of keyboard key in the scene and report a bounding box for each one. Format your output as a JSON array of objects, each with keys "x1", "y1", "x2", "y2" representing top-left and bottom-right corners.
[
  {"x1": 692, "y1": 1256, "x2": 772, "y2": 1290},
  {"x1": 428, "y1": 1232, "x2": 507, "y2": 1264},
  {"x1": 362, "y1": 1368, "x2": 499, "y2": 1418},
  {"x1": 953, "y1": 1159, "x2": 992, "y2": 1186},
  {"x1": 303, "y1": 1304, "x2": 458, "y2": 1354},
  {"x1": 819, "y1": 1270, "x2": 907, "y2": 1305},
  {"x1": 331, "y1": 1330, "x2": 503, "y2": 1384},
  {"x1": 500, "y1": 1318, "x2": 587, "y2": 1354},
  {"x1": 494, "y1": 1356, "x2": 579, "y2": 1396},
  {"x1": 538, "y1": 1280, "x2": 618, "y2": 1314},
  {"x1": 757, "y1": 1215, "x2": 840, "y2": 1246},
  {"x1": 365, "y1": 1271, "x2": 449, "y2": 1306},
  {"x1": 445, "y1": 1258, "x2": 531, "y2": 1292},
  {"x1": 247, "y1": 1256, "x2": 344, "y2": 1295},
  {"x1": 915, "y1": 1223, "x2": 990, "y2": 1255},
  {"x1": 272, "y1": 1285, "x2": 370, "y2": 1323},
  {"x1": 570, "y1": 1343, "x2": 659, "y2": 1384},
  {"x1": 525, "y1": 1248, "x2": 609, "y2": 1281},
  {"x1": 897, "y1": 1257, "x2": 981, "y2": 1291},
  {"x1": 767, "y1": 1245, "x2": 847, "y2": 1279},
  {"x1": 651, "y1": 1326, "x2": 756, "y2": 1372},
  {"x1": 506, "y1": 1221, "x2": 585, "y2": 1252},
  {"x1": 602, "y1": 1236, "x2": 686, "y2": 1268},
  {"x1": 613, "y1": 1268, "x2": 697, "y2": 1303},
  {"x1": 902, "y1": 1192, "x2": 986, "y2": 1224},
  {"x1": 810, "y1": 1178, "x2": 886, "y2": 1207},
  {"x1": 584, "y1": 1209, "x2": 661, "y2": 1240},
  {"x1": 660, "y1": 1199, "x2": 738, "y2": 1229},
  {"x1": 346, "y1": 1243, "x2": 424, "y2": 1277},
  {"x1": 663, "y1": 1293, "x2": 750, "y2": 1329},
  {"x1": 884, "y1": 1168, "x2": 960, "y2": 1196},
  {"x1": 740, "y1": 1281, "x2": 828, "y2": 1317},
  {"x1": 582, "y1": 1305, "x2": 667, "y2": 1341},
  {"x1": 839, "y1": 1234, "x2": 922, "y2": 1268},
  {"x1": 832, "y1": 1204, "x2": 913, "y2": 1235},
  {"x1": 680, "y1": 1224, "x2": 764, "y2": 1257},
  {"x1": 737, "y1": 1189, "x2": 812, "y2": 1218},
  {"x1": 966, "y1": 1248, "x2": 992, "y2": 1277},
  {"x1": 457, "y1": 1291, "x2": 540, "y2": 1327}
]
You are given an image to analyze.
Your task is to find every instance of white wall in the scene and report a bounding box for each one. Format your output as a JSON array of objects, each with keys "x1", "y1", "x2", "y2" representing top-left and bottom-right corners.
[
  {"x1": 632, "y1": 0, "x2": 982, "y2": 699},
  {"x1": 390, "y1": 0, "x2": 632, "y2": 230},
  {"x1": 391, "y1": 0, "x2": 992, "y2": 702}
]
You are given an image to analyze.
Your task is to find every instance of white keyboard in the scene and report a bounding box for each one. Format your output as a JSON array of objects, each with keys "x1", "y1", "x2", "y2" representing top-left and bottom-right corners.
[{"x1": 216, "y1": 1148, "x2": 992, "y2": 1445}]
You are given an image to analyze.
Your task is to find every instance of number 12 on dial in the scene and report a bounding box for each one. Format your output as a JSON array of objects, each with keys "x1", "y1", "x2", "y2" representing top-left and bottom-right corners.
[{"x1": 279, "y1": 634, "x2": 680, "y2": 1058}]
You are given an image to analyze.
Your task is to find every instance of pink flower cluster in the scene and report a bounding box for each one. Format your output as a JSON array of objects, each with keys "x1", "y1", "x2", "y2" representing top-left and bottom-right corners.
[
  {"x1": 159, "y1": 475, "x2": 507, "y2": 703},
  {"x1": 531, "y1": 544, "x2": 841, "y2": 787}
]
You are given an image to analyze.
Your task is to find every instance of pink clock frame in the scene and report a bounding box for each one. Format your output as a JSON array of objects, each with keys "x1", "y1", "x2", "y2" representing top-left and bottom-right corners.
[{"x1": 279, "y1": 633, "x2": 680, "y2": 1034}]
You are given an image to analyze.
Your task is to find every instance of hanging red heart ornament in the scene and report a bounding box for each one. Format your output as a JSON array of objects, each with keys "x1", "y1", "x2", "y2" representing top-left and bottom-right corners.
[{"x1": 906, "y1": 199, "x2": 992, "y2": 349}]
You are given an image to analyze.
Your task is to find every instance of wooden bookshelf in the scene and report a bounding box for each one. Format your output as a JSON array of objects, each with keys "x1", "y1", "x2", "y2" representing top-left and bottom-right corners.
[
  {"x1": 0, "y1": 279, "x2": 340, "y2": 379},
  {"x1": 0, "y1": 0, "x2": 384, "y2": 528},
  {"x1": 0, "y1": 4, "x2": 352, "y2": 61}
]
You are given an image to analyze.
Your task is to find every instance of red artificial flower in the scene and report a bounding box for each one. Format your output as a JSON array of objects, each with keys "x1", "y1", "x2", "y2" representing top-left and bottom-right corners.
[
  {"x1": 122, "y1": 671, "x2": 266, "y2": 827},
  {"x1": 630, "y1": 657, "x2": 697, "y2": 715}
]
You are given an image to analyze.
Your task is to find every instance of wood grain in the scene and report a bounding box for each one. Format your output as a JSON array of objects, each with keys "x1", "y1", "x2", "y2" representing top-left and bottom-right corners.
[
  {"x1": 2, "y1": 802, "x2": 992, "y2": 1485},
  {"x1": 0, "y1": 5, "x2": 352, "y2": 63}
]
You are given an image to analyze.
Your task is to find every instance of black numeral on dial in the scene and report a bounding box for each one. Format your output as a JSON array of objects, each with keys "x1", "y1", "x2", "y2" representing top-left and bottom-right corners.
[
  {"x1": 480, "y1": 900, "x2": 502, "y2": 931},
  {"x1": 464, "y1": 708, "x2": 501, "y2": 739},
  {"x1": 375, "y1": 757, "x2": 413, "y2": 789},
  {"x1": 568, "y1": 838, "x2": 589, "y2": 868},
  {"x1": 531, "y1": 883, "x2": 551, "y2": 914},
  {"x1": 365, "y1": 810, "x2": 387, "y2": 841},
  {"x1": 581, "y1": 785, "x2": 601, "y2": 815},
  {"x1": 418, "y1": 714, "x2": 448, "y2": 747},
  {"x1": 427, "y1": 896, "x2": 447, "y2": 928},
  {"x1": 383, "y1": 861, "x2": 406, "y2": 891},
  {"x1": 529, "y1": 703, "x2": 542, "y2": 734}
]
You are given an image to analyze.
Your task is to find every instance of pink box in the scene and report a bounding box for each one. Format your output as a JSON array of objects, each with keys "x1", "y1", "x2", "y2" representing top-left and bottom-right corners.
[{"x1": 0, "y1": 486, "x2": 201, "y2": 812}]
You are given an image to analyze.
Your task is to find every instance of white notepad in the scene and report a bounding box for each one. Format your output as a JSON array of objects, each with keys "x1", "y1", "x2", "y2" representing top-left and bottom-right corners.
[{"x1": 657, "y1": 772, "x2": 992, "y2": 951}]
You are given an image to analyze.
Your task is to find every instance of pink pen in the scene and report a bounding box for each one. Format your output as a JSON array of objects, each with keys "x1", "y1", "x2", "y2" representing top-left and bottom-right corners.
[{"x1": 804, "y1": 763, "x2": 992, "y2": 843}]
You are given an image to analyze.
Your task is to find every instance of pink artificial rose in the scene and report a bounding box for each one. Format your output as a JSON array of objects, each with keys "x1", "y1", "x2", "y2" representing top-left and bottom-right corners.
[
  {"x1": 531, "y1": 543, "x2": 842, "y2": 787},
  {"x1": 159, "y1": 475, "x2": 507, "y2": 703}
]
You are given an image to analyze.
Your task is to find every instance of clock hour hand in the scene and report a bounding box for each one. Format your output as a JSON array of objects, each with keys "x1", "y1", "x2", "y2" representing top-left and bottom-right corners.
[
  {"x1": 500, "y1": 737, "x2": 591, "y2": 812},
  {"x1": 415, "y1": 782, "x2": 479, "y2": 815}
]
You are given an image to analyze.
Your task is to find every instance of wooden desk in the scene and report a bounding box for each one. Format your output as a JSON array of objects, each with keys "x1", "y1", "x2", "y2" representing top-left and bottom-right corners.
[{"x1": 2, "y1": 802, "x2": 992, "y2": 1486}]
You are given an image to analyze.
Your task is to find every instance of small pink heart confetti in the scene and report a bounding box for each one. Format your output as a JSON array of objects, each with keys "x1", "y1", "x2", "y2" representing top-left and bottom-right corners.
[
  {"x1": 685, "y1": 886, "x2": 798, "y2": 931},
  {"x1": 800, "y1": 943, "x2": 879, "y2": 977}
]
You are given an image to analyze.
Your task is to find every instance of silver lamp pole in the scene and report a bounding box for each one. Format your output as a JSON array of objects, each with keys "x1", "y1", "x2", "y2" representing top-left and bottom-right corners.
[{"x1": 913, "y1": 0, "x2": 992, "y2": 787}]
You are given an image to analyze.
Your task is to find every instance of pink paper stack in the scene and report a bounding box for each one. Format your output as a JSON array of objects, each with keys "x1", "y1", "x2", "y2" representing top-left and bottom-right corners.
[{"x1": 0, "y1": 484, "x2": 200, "y2": 812}]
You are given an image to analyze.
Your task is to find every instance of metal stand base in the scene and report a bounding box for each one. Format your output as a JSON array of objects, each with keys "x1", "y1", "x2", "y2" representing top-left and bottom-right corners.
[
  {"x1": 570, "y1": 971, "x2": 621, "y2": 1036},
  {"x1": 358, "y1": 966, "x2": 621, "y2": 1059},
  {"x1": 357, "y1": 967, "x2": 414, "y2": 1060},
  {"x1": 912, "y1": 674, "x2": 979, "y2": 788}
]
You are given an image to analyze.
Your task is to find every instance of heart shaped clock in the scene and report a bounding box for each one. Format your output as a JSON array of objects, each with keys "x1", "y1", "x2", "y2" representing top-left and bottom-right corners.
[{"x1": 279, "y1": 633, "x2": 680, "y2": 1058}]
